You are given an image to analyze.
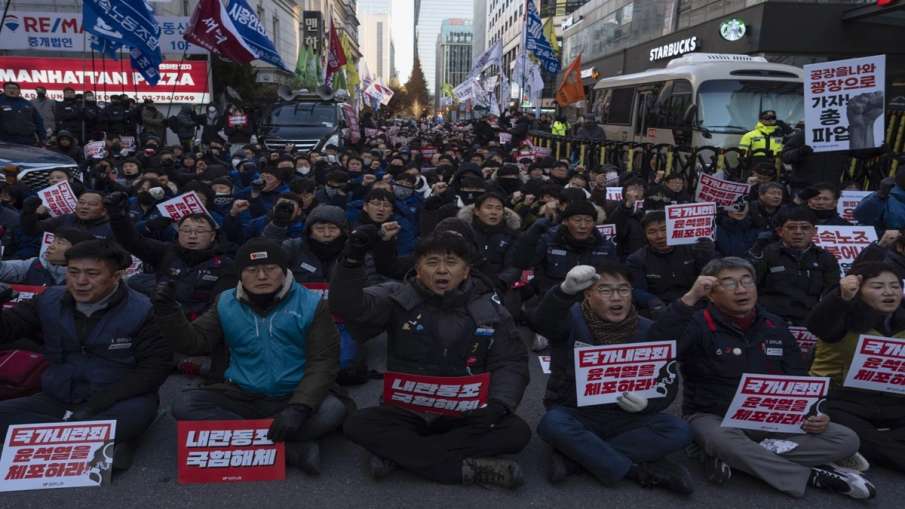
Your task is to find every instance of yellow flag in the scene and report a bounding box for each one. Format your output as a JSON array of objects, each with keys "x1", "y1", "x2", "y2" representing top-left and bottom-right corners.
[
  {"x1": 544, "y1": 18, "x2": 559, "y2": 55},
  {"x1": 340, "y1": 33, "x2": 360, "y2": 93}
]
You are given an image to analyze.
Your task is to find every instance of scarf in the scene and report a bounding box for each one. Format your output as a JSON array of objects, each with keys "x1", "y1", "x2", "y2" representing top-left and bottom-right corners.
[
  {"x1": 581, "y1": 300, "x2": 640, "y2": 345},
  {"x1": 308, "y1": 235, "x2": 347, "y2": 264}
]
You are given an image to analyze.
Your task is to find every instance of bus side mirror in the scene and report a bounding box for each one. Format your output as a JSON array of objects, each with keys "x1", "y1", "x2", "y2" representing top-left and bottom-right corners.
[{"x1": 683, "y1": 104, "x2": 698, "y2": 125}]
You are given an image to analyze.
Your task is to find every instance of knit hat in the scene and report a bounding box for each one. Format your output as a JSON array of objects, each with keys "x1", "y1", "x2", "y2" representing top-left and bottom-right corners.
[
  {"x1": 561, "y1": 200, "x2": 597, "y2": 221},
  {"x1": 235, "y1": 238, "x2": 288, "y2": 273},
  {"x1": 53, "y1": 227, "x2": 96, "y2": 246},
  {"x1": 306, "y1": 204, "x2": 348, "y2": 230},
  {"x1": 435, "y1": 217, "x2": 478, "y2": 250}
]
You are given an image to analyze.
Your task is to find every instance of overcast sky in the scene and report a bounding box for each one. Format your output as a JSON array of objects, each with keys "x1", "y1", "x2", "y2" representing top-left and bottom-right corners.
[{"x1": 391, "y1": 0, "x2": 414, "y2": 82}]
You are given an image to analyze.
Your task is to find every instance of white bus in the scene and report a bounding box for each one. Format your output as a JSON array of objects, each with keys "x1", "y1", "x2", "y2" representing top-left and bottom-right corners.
[{"x1": 591, "y1": 53, "x2": 804, "y2": 149}]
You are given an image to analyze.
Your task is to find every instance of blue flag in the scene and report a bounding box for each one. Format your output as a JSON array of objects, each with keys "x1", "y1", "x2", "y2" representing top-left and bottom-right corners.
[
  {"x1": 525, "y1": 1, "x2": 560, "y2": 74},
  {"x1": 225, "y1": 0, "x2": 290, "y2": 71},
  {"x1": 83, "y1": 0, "x2": 163, "y2": 85}
]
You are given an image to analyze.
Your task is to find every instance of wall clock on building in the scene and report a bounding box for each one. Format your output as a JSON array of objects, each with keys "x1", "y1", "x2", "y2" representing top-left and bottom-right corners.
[{"x1": 720, "y1": 18, "x2": 746, "y2": 42}]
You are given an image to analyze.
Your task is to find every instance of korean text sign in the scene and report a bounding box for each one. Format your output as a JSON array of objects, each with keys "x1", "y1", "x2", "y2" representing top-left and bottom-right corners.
[
  {"x1": 695, "y1": 174, "x2": 750, "y2": 206},
  {"x1": 788, "y1": 326, "x2": 818, "y2": 355},
  {"x1": 177, "y1": 419, "x2": 284, "y2": 484},
  {"x1": 721, "y1": 374, "x2": 829, "y2": 433},
  {"x1": 0, "y1": 420, "x2": 116, "y2": 492},
  {"x1": 814, "y1": 225, "x2": 877, "y2": 275},
  {"x1": 383, "y1": 372, "x2": 490, "y2": 415},
  {"x1": 837, "y1": 190, "x2": 871, "y2": 223},
  {"x1": 573, "y1": 340, "x2": 676, "y2": 407},
  {"x1": 804, "y1": 55, "x2": 885, "y2": 152},
  {"x1": 37, "y1": 181, "x2": 77, "y2": 217},
  {"x1": 843, "y1": 335, "x2": 905, "y2": 394},
  {"x1": 665, "y1": 202, "x2": 716, "y2": 246},
  {"x1": 156, "y1": 191, "x2": 211, "y2": 222}
]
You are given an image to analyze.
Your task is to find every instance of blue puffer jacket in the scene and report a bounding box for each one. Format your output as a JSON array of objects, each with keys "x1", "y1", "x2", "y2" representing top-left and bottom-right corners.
[{"x1": 854, "y1": 186, "x2": 905, "y2": 232}]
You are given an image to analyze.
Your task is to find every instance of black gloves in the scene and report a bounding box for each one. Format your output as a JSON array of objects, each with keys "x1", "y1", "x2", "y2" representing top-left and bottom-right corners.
[
  {"x1": 145, "y1": 216, "x2": 173, "y2": 232},
  {"x1": 22, "y1": 196, "x2": 42, "y2": 215},
  {"x1": 152, "y1": 280, "x2": 180, "y2": 316},
  {"x1": 272, "y1": 201, "x2": 295, "y2": 228},
  {"x1": 750, "y1": 231, "x2": 774, "y2": 258},
  {"x1": 343, "y1": 224, "x2": 379, "y2": 267},
  {"x1": 0, "y1": 283, "x2": 17, "y2": 304},
  {"x1": 692, "y1": 237, "x2": 715, "y2": 255},
  {"x1": 102, "y1": 191, "x2": 129, "y2": 219},
  {"x1": 267, "y1": 404, "x2": 313, "y2": 442},
  {"x1": 462, "y1": 400, "x2": 509, "y2": 428},
  {"x1": 878, "y1": 177, "x2": 896, "y2": 200}
]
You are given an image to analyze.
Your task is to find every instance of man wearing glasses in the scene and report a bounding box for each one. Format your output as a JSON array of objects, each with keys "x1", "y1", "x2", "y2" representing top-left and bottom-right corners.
[
  {"x1": 533, "y1": 262, "x2": 694, "y2": 494},
  {"x1": 649, "y1": 257, "x2": 874, "y2": 499}
]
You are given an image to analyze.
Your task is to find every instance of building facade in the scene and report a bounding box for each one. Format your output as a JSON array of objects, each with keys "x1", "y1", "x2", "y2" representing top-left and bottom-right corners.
[
  {"x1": 416, "y1": 0, "x2": 474, "y2": 95},
  {"x1": 435, "y1": 18, "x2": 473, "y2": 107},
  {"x1": 472, "y1": 0, "x2": 488, "y2": 63},
  {"x1": 360, "y1": 11, "x2": 395, "y2": 83}
]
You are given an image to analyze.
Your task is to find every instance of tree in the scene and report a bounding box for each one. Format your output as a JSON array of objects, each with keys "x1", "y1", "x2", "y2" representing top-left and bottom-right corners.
[
  {"x1": 404, "y1": 55, "x2": 431, "y2": 117},
  {"x1": 385, "y1": 84, "x2": 407, "y2": 118}
]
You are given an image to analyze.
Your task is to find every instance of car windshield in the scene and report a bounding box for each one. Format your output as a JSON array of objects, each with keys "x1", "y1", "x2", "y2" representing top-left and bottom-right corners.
[
  {"x1": 268, "y1": 103, "x2": 336, "y2": 127},
  {"x1": 697, "y1": 80, "x2": 803, "y2": 134}
]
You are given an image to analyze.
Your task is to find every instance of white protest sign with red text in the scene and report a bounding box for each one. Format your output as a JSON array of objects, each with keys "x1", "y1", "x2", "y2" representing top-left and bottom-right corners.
[
  {"x1": 837, "y1": 190, "x2": 871, "y2": 223},
  {"x1": 595, "y1": 224, "x2": 617, "y2": 242},
  {"x1": 156, "y1": 191, "x2": 211, "y2": 222},
  {"x1": 843, "y1": 335, "x2": 905, "y2": 394},
  {"x1": 695, "y1": 173, "x2": 750, "y2": 206},
  {"x1": 383, "y1": 372, "x2": 490, "y2": 415},
  {"x1": 176, "y1": 420, "x2": 284, "y2": 484},
  {"x1": 665, "y1": 202, "x2": 716, "y2": 246},
  {"x1": 37, "y1": 181, "x2": 77, "y2": 217},
  {"x1": 38, "y1": 232, "x2": 54, "y2": 259},
  {"x1": 0, "y1": 420, "x2": 116, "y2": 491},
  {"x1": 574, "y1": 340, "x2": 676, "y2": 407},
  {"x1": 789, "y1": 326, "x2": 819, "y2": 355},
  {"x1": 2, "y1": 285, "x2": 47, "y2": 310},
  {"x1": 721, "y1": 374, "x2": 829, "y2": 433},
  {"x1": 814, "y1": 225, "x2": 877, "y2": 275},
  {"x1": 605, "y1": 187, "x2": 623, "y2": 202}
]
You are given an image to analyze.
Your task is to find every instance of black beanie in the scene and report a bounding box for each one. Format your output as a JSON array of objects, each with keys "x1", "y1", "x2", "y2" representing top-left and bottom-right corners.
[
  {"x1": 561, "y1": 200, "x2": 598, "y2": 221},
  {"x1": 235, "y1": 238, "x2": 288, "y2": 273}
]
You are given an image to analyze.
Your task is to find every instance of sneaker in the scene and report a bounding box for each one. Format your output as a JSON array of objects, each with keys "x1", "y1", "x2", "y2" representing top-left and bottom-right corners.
[
  {"x1": 462, "y1": 457, "x2": 524, "y2": 489},
  {"x1": 702, "y1": 452, "x2": 732, "y2": 485},
  {"x1": 285, "y1": 441, "x2": 320, "y2": 476},
  {"x1": 531, "y1": 333, "x2": 549, "y2": 352},
  {"x1": 628, "y1": 458, "x2": 695, "y2": 495},
  {"x1": 368, "y1": 453, "x2": 398, "y2": 480},
  {"x1": 832, "y1": 452, "x2": 870, "y2": 473},
  {"x1": 809, "y1": 464, "x2": 876, "y2": 500},
  {"x1": 547, "y1": 448, "x2": 580, "y2": 484}
]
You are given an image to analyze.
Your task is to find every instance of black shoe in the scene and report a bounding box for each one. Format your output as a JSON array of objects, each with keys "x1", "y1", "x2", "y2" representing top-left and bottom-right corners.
[
  {"x1": 368, "y1": 453, "x2": 398, "y2": 480},
  {"x1": 628, "y1": 458, "x2": 695, "y2": 495},
  {"x1": 809, "y1": 465, "x2": 876, "y2": 500},
  {"x1": 462, "y1": 457, "x2": 524, "y2": 489},
  {"x1": 547, "y1": 448, "x2": 580, "y2": 484},
  {"x1": 112, "y1": 440, "x2": 135, "y2": 471},
  {"x1": 702, "y1": 452, "x2": 732, "y2": 485},
  {"x1": 285, "y1": 441, "x2": 320, "y2": 476}
]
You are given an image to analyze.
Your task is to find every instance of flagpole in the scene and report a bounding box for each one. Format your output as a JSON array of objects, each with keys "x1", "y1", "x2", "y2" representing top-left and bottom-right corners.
[{"x1": 520, "y1": 0, "x2": 529, "y2": 114}]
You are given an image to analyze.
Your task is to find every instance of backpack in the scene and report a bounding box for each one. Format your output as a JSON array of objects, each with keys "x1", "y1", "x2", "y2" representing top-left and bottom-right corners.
[{"x1": 0, "y1": 350, "x2": 48, "y2": 400}]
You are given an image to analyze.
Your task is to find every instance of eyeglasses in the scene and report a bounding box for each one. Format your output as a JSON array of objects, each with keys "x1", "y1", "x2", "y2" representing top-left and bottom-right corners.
[
  {"x1": 717, "y1": 276, "x2": 757, "y2": 290},
  {"x1": 594, "y1": 287, "x2": 632, "y2": 297},
  {"x1": 178, "y1": 228, "x2": 213, "y2": 235}
]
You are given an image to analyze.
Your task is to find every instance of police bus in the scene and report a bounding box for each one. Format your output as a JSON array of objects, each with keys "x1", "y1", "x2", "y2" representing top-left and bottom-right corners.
[{"x1": 591, "y1": 53, "x2": 804, "y2": 149}]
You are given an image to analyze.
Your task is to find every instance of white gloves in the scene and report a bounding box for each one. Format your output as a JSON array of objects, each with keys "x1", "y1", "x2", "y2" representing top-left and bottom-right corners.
[
  {"x1": 560, "y1": 265, "x2": 600, "y2": 295},
  {"x1": 616, "y1": 392, "x2": 648, "y2": 413}
]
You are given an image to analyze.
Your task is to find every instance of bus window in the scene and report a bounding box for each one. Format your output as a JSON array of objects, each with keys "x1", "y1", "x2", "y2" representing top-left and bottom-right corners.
[
  {"x1": 665, "y1": 80, "x2": 692, "y2": 128},
  {"x1": 697, "y1": 80, "x2": 803, "y2": 134},
  {"x1": 635, "y1": 83, "x2": 663, "y2": 136},
  {"x1": 603, "y1": 87, "x2": 635, "y2": 125}
]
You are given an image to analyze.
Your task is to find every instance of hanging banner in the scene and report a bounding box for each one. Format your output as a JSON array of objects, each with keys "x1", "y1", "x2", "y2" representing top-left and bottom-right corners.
[
  {"x1": 695, "y1": 173, "x2": 751, "y2": 206},
  {"x1": 382, "y1": 372, "x2": 490, "y2": 415},
  {"x1": 0, "y1": 56, "x2": 210, "y2": 103},
  {"x1": 814, "y1": 225, "x2": 877, "y2": 275},
  {"x1": 176, "y1": 419, "x2": 284, "y2": 484},
  {"x1": 665, "y1": 202, "x2": 716, "y2": 246},
  {"x1": 837, "y1": 190, "x2": 871, "y2": 223},
  {"x1": 843, "y1": 334, "x2": 905, "y2": 394},
  {"x1": 721, "y1": 374, "x2": 830, "y2": 433},
  {"x1": 573, "y1": 340, "x2": 676, "y2": 407},
  {"x1": 804, "y1": 55, "x2": 885, "y2": 152}
]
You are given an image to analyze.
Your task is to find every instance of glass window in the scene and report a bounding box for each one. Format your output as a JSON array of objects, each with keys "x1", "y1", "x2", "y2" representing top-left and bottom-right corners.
[
  {"x1": 697, "y1": 80, "x2": 804, "y2": 134},
  {"x1": 602, "y1": 87, "x2": 635, "y2": 125},
  {"x1": 269, "y1": 104, "x2": 337, "y2": 126}
]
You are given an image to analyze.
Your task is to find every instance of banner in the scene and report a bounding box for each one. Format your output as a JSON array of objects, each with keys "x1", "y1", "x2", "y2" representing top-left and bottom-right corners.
[
  {"x1": 837, "y1": 190, "x2": 871, "y2": 224},
  {"x1": 225, "y1": 0, "x2": 289, "y2": 71},
  {"x1": 574, "y1": 340, "x2": 676, "y2": 407},
  {"x1": 2, "y1": 284, "x2": 47, "y2": 310},
  {"x1": 695, "y1": 174, "x2": 750, "y2": 206},
  {"x1": 665, "y1": 202, "x2": 716, "y2": 246},
  {"x1": 0, "y1": 420, "x2": 116, "y2": 491},
  {"x1": 0, "y1": 11, "x2": 204, "y2": 54},
  {"x1": 843, "y1": 335, "x2": 905, "y2": 394},
  {"x1": 324, "y1": 20, "x2": 347, "y2": 87},
  {"x1": 364, "y1": 82, "x2": 394, "y2": 106},
  {"x1": 467, "y1": 40, "x2": 502, "y2": 80},
  {"x1": 382, "y1": 372, "x2": 490, "y2": 415},
  {"x1": 156, "y1": 191, "x2": 211, "y2": 222},
  {"x1": 789, "y1": 326, "x2": 818, "y2": 355},
  {"x1": 177, "y1": 420, "x2": 284, "y2": 484},
  {"x1": 814, "y1": 225, "x2": 877, "y2": 275},
  {"x1": 0, "y1": 56, "x2": 210, "y2": 103},
  {"x1": 538, "y1": 355, "x2": 551, "y2": 374},
  {"x1": 83, "y1": 0, "x2": 163, "y2": 85},
  {"x1": 183, "y1": 0, "x2": 256, "y2": 64},
  {"x1": 524, "y1": 1, "x2": 561, "y2": 74},
  {"x1": 804, "y1": 55, "x2": 885, "y2": 152},
  {"x1": 37, "y1": 181, "x2": 77, "y2": 217},
  {"x1": 721, "y1": 374, "x2": 830, "y2": 433}
]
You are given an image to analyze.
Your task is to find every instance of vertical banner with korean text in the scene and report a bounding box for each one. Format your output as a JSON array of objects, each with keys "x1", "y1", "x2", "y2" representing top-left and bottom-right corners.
[
  {"x1": 665, "y1": 202, "x2": 716, "y2": 246},
  {"x1": 573, "y1": 340, "x2": 677, "y2": 407},
  {"x1": 843, "y1": 335, "x2": 905, "y2": 394},
  {"x1": 721, "y1": 374, "x2": 829, "y2": 433},
  {"x1": 382, "y1": 372, "x2": 490, "y2": 415},
  {"x1": 814, "y1": 225, "x2": 877, "y2": 274}
]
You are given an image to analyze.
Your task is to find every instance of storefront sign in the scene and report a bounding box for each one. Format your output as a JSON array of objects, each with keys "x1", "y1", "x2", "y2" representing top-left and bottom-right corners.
[
  {"x1": 722, "y1": 374, "x2": 829, "y2": 433},
  {"x1": 0, "y1": 56, "x2": 210, "y2": 103},
  {"x1": 649, "y1": 37, "x2": 698, "y2": 62},
  {"x1": 177, "y1": 420, "x2": 284, "y2": 484},
  {"x1": 719, "y1": 18, "x2": 746, "y2": 42},
  {"x1": 843, "y1": 335, "x2": 905, "y2": 394},
  {"x1": 302, "y1": 11, "x2": 323, "y2": 53},
  {"x1": 383, "y1": 372, "x2": 490, "y2": 415},
  {"x1": 573, "y1": 341, "x2": 676, "y2": 407}
]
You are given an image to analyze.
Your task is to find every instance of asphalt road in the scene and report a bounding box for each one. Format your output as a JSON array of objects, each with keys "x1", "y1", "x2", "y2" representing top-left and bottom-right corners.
[{"x1": 3, "y1": 332, "x2": 902, "y2": 509}]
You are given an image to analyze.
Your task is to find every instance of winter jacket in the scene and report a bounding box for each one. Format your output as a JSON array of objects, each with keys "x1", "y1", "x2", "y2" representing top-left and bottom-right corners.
[
  {"x1": 0, "y1": 256, "x2": 66, "y2": 285},
  {"x1": 0, "y1": 94, "x2": 43, "y2": 144},
  {"x1": 22, "y1": 211, "x2": 113, "y2": 240},
  {"x1": 750, "y1": 241, "x2": 840, "y2": 324},
  {"x1": 457, "y1": 204, "x2": 522, "y2": 289},
  {"x1": 30, "y1": 97, "x2": 55, "y2": 134},
  {"x1": 141, "y1": 107, "x2": 167, "y2": 142},
  {"x1": 626, "y1": 243, "x2": 715, "y2": 307},
  {"x1": 716, "y1": 214, "x2": 760, "y2": 258},
  {"x1": 739, "y1": 121, "x2": 783, "y2": 157},
  {"x1": 514, "y1": 223, "x2": 618, "y2": 294},
  {"x1": 854, "y1": 186, "x2": 905, "y2": 233},
  {"x1": 55, "y1": 98, "x2": 84, "y2": 139}
]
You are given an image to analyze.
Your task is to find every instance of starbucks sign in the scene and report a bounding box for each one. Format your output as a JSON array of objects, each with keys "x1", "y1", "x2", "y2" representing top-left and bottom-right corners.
[{"x1": 720, "y1": 18, "x2": 746, "y2": 42}]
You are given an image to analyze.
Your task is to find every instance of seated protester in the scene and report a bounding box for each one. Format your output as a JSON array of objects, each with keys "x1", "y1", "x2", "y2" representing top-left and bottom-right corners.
[
  {"x1": 649, "y1": 258, "x2": 875, "y2": 499},
  {"x1": 854, "y1": 171, "x2": 905, "y2": 233},
  {"x1": 47, "y1": 167, "x2": 86, "y2": 197},
  {"x1": 282, "y1": 205, "x2": 347, "y2": 284},
  {"x1": 799, "y1": 183, "x2": 850, "y2": 225},
  {"x1": 512, "y1": 183, "x2": 561, "y2": 229},
  {"x1": 851, "y1": 228, "x2": 905, "y2": 279},
  {"x1": 0, "y1": 240, "x2": 171, "y2": 469},
  {"x1": 315, "y1": 170, "x2": 351, "y2": 208},
  {"x1": 236, "y1": 166, "x2": 290, "y2": 218},
  {"x1": 456, "y1": 192, "x2": 522, "y2": 291},
  {"x1": 21, "y1": 190, "x2": 113, "y2": 240},
  {"x1": 749, "y1": 181, "x2": 786, "y2": 232},
  {"x1": 647, "y1": 174, "x2": 692, "y2": 205},
  {"x1": 610, "y1": 178, "x2": 647, "y2": 259},
  {"x1": 492, "y1": 163, "x2": 523, "y2": 196},
  {"x1": 627, "y1": 210, "x2": 715, "y2": 313},
  {"x1": 807, "y1": 262, "x2": 905, "y2": 473},
  {"x1": 715, "y1": 199, "x2": 760, "y2": 258},
  {"x1": 288, "y1": 177, "x2": 320, "y2": 220},
  {"x1": 0, "y1": 228, "x2": 94, "y2": 285},
  {"x1": 105, "y1": 192, "x2": 236, "y2": 318},
  {"x1": 420, "y1": 171, "x2": 487, "y2": 235},
  {"x1": 209, "y1": 177, "x2": 236, "y2": 219},
  {"x1": 242, "y1": 193, "x2": 306, "y2": 242},
  {"x1": 534, "y1": 263, "x2": 693, "y2": 493},
  {"x1": 163, "y1": 239, "x2": 349, "y2": 475},
  {"x1": 331, "y1": 231, "x2": 531, "y2": 489},
  {"x1": 749, "y1": 207, "x2": 840, "y2": 325},
  {"x1": 349, "y1": 187, "x2": 418, "y2": 256},
  {"x1": 388, "y1": 172, "x2": 424, "y2": 256}
]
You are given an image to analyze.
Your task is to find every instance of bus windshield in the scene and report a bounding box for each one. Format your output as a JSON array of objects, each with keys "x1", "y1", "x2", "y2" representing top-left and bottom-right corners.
[
  {"x1": 268, "y1": 103, "x2": 337, "y2": 127},
  {"x1": 697, "y1": 80, "x2": 803, "y2": 134}
]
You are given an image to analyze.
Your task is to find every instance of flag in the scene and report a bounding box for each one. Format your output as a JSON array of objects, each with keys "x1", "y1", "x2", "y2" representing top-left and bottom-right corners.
[
  {"x1": 295, "y1": 44, "x2": 313, "y2": 86},
  {"x1": 468, "y1": 40, "x2": 502, "y2": 79},
  {"x1": 543, "y1": 18, "x2": 560, "y2": 55},
  {"x1": 184, "y1": 0, "x2": 257, "y2": 65},
  {"x1": 525, "y1": 1, "x2": 560, "y2": 74},
  {"x1": 225, "y1": 0, "x2": 290, "y2": 71},
  {"x1": 555, "y1": 54, "x2": 585, "y2": 107},
  {"x1": 82, "y1": 0, "x2": 163, "y2": 85},
  {"x1": 325, "y1": 20, "x2": 347, "y2": 88},
  {"x1": 340, "y1": 33, "x2": 359, "y2": 95}
]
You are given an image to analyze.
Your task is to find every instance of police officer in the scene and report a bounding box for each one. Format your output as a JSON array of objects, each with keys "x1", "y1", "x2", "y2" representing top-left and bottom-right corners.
[
  {"x1": 0, "y1": 82, "x2": 45, "y2": 145},
  {"x1": 551, "y1": 116, "x2": 568, "y2": 137},
  {"x1": 739, "y1": 110, "x2": 784, "y2": 163},
  {"x1": 55, "y1": 87, "x2": 84, "y2": 141}
]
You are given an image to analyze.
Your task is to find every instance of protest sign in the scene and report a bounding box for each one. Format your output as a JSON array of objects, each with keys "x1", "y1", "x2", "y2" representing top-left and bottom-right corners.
[
  {"x1": 721, "y1": 374, "x2": 829, "y2": 433},
  {"x1": 843, "y1": 335, "x2": 905, "y2": 395},
  {"x1": 38, "y1": 232, "x2": 54, "y2": 259},
  {"x1": 789, "y1": 326, "x2": 819, "y2": 355},
  {"x1": 573, "y1": 340, "x2": 676, "y2": 407},
  {"x1": 512, "y1": 269, "x2": 534, "y2": 289},
  {"x1": 0, "y1": 420, "x2": 116, "y2": 491},
  {"x1": 37, "y1": 181, "x2": 77, "y2": 217},
  {"x1": 538, "y1": 355, "x2": 551, "y2": 374},
  {"x1": 606, "y1": 187, "x2": 623, "y2": 202},
  {"x1": 804, "y1": 55, "x2": 885, "y2": 152},
  {"x1": 837, "y1": 190, "x2": 871, "y2": 223},
  {"x1": 595, "y1": 224, "x2": 617, "y2": 242},
  {"x1": 695, "y1": 174, "x2": 750, "y2": 206},
  {"x1": 83, "y1": 141, "x2": 106, "y2": 159},
  {"x1": 383, "y1": 372, "x2": 490, "y2": 415},
  {"x1": 176, "y1": 419, "x2": 284, "y2": 484},
  {"x1": 814, "y1": 225, "x2": 877, "y2": 274},
  {"x1": 665, "y1": 202, "x2": 716, "y2": 246},
  {"x1": 2, "y1": 285, "x2": 46, "y2": 310},
  {"x1": 156, "y1": 191, "x2": 211, "y2": 222},
  {"x1": 499, "y1": 132, "x2": 512, "y2": 145}
]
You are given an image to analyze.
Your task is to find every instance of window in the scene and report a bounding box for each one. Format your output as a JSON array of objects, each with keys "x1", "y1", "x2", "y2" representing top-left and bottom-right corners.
[
  {"x1": 601, "y1": 87, "x2": 634, "y2": 125},
  {"x1": 647, "y1": 80, "x2": 692, "y2": 130},
  {"x1": 272, "y1": 16, "x2": 279, "y2": 41}
]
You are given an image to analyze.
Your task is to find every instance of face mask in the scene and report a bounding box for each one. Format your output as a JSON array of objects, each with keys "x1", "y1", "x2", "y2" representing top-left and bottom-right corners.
[
  {"x1": 231, "y1": 158, "x2": 242, "y2": 167},
  {"x1": 393, "y1": 185, "x2": 414, "y2": 200},
  {"x1": 297, "y1": 165, "x2": 311, "y2": 175},
  {"x1": 327, "y1": 154, "x2": 337, "y2": 163},
  {"x1": 460, "y1": 191, "x2": 478, "y2": 205},
  {"x1": 37, "y1": 91, "x2": 46, "y2": 98},
  {"x1": 213, "y1": 194, "x2": 234, "y2": 207}
]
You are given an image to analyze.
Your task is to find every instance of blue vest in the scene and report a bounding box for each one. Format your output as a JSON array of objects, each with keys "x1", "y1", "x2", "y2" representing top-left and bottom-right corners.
[
  {"x1": 23, "y1": 258, "x2": 57, "y2": 286},
  {"x1": 218, "y1": 282, "x2": 322, "y2": 397},
  {"x1": 36, "y1": 285, "x2": 153, "y2": 404}
]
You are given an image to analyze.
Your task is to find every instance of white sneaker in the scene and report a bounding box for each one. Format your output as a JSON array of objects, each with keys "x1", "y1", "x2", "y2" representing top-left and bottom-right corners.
[
  {"x1": 531, "y1": 333, "x2": 549, "y2": 352},
  {"x1": 832, "y1": 452, "x2": 870, "y2": 472}
]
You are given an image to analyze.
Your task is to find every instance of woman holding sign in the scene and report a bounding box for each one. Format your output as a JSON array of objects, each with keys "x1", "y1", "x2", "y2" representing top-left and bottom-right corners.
[{"x1": 808, "y1": 261, "x2": 905, "y2": 473}]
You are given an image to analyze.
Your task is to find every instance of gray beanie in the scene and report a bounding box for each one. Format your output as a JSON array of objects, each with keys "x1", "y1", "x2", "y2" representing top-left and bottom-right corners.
[{"x1": 305, "y1": 204, "x2": 348, "y2": 231}]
